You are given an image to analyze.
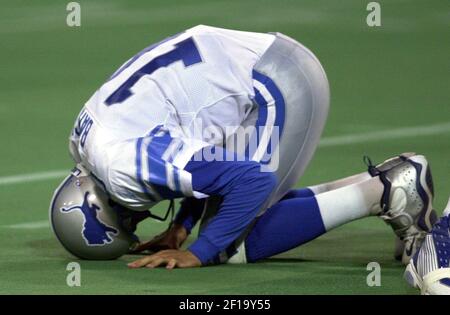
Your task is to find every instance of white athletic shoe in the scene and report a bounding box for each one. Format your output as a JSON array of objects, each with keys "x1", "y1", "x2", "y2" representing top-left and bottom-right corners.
[
  {"x1": 404, "y1": 198, "x2": 450, "y2": 295},
  {"x1": 366, "y1": 153, "x2": 438, "y2": 264}
]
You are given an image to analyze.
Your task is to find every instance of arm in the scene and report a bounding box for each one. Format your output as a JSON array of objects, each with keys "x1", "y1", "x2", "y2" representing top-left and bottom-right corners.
[
  {"x1": 173, "y1": 197, "x2": 206, "y2": 234},
  {"x1": 129, "y1": 198, "x2": 204, "y2": 253},
  {"x1": 185, "y1": 149, "x2": 277, "y2": 264},
  {"x1": 128, "y1": 146, "x2": 276, "y2": 268}
]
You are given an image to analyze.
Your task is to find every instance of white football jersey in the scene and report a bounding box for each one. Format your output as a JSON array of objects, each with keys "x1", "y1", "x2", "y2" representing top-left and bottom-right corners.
[
  {"x1": 84, "y1": 25, "x2": 275, "y2": 143},
  {"x1": 69, "y1": 25, "x2": 276, "y2": 209}
]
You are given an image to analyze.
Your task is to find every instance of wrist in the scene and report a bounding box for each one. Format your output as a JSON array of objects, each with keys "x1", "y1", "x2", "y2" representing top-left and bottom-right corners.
[
  {"x1": 186, "y1": 250, "x2": 202, "y2": 267},
  {"x1": 188, "y1": 236, "x2": 220, "y2": 265}
]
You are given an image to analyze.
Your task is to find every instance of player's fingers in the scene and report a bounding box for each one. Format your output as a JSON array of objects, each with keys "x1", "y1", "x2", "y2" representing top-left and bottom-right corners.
[
  {"x1": 127, "y1": 255, "x2": 156, "y2": 268},
  {"x1": 146, "y1": 257, "x2": 166, "y2": 269},
  {"x1": 166, "y1": 259, "x2": 177, "y2": 270}
]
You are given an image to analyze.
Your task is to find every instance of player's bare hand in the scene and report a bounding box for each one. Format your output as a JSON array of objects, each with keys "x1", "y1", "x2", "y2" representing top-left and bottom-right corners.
[
  {"x1": 130, "y1": 223, "x2": 188, "y2": 253},
  {"x1": 127, "y1": 249, "x2": 201, "y2": 269}
]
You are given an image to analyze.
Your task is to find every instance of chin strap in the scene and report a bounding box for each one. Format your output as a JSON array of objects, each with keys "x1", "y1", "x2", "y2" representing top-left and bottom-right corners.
[
  {"x1": 124, "y1": 200, "x2": 176, "y2": 254},
  {"x1": 148, "y1": 199, "x2": 175, "y2": 224},
  {"x1": 113, "y1": 199, "x2": 175, "y2": 234}
]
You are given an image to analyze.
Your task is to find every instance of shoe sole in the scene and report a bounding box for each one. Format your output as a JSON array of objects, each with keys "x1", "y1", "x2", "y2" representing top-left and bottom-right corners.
[{"x1": 404, "y1": 261, "x2": 424, "y2": 291}]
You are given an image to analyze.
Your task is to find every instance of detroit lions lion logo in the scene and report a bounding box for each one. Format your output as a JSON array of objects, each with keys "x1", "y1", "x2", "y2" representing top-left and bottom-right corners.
[{"x1": 60, "y1": 192, "x2": 118, "y2": 246}]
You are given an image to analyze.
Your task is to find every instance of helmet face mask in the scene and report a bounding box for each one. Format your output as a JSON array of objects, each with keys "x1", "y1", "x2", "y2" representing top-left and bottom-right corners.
[{"x1": 49, "y1": 165, "x2": 135, "y2": 260}]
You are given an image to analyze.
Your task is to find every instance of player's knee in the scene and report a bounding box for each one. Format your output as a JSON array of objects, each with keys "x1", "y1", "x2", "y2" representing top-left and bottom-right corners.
[
  {"x1": 261, "y1": 171, "x2": 278, "y2": 195},
  {"x1": 243, "y1": 164, "x2": 277, "y2": 196}
]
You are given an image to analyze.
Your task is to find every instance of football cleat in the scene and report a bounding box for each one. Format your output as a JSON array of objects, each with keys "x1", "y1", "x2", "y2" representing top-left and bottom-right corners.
[
  {"x1": 404, "y1": 198, "x2": 450, "y2": 295},
  {"x1": 367, "y1": 153, "x2": 417, "y2": 262},
  {"x1": 366, "y1": 153, "x2": 438, "y2": 264}
]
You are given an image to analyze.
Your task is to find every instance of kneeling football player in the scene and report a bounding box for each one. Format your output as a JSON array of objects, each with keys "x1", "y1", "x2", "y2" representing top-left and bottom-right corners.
[{"x1": 50, "y1": 26, "x2": 448, "y2": 291}]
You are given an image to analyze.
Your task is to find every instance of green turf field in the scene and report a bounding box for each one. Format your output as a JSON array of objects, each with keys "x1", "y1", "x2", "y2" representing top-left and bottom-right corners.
[{"x1": 0, "y1": 0, "x2": 449, "y2": 294}]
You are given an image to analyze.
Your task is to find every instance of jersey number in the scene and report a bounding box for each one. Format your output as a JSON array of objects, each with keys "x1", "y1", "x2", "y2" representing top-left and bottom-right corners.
[{"x1": 105, "y1": 37, "x2": 202, "y2": 106}]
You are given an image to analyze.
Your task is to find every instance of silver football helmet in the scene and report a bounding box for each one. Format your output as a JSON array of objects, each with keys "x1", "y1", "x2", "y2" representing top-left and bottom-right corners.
[{"x1": 49, "y1": 165, "x2": 135, "y2": 260}]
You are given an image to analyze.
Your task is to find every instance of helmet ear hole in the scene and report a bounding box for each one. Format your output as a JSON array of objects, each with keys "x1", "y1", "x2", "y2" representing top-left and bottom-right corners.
[{"x1": 49, "y1": 168, "x2": 134, "y2": 260}]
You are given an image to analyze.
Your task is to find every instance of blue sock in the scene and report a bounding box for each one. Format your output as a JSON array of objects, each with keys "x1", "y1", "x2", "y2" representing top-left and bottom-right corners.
[
  {"x1": 281, "y1": 188, "x2": 315, "y2": 200},
  {"x1": 245, "y1": 196, "x2": 326, "y2": 262}
]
